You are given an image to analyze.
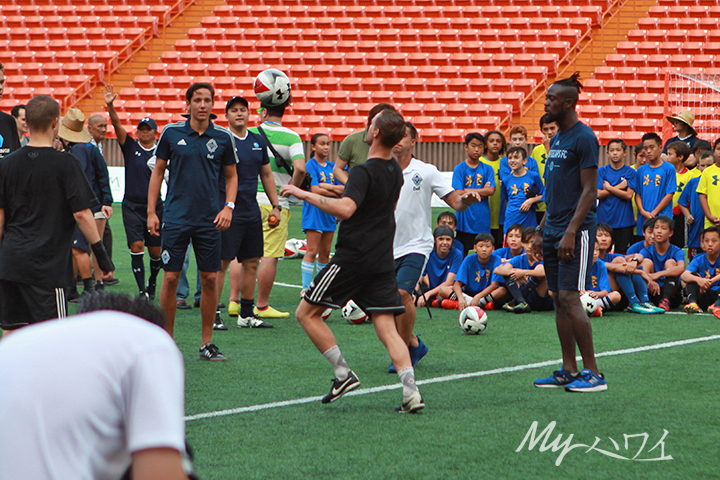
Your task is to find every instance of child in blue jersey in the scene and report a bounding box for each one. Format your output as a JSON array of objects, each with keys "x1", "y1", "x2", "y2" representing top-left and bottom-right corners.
[
  {"x1": 634, "y1": 133, "x2": 676, "y2": 236},
  {"x1": 585, "y1": 244, "x2": 622, "y2": 317},
  {"x1": 436, "y1": 211, "x2": 465, "y2": 256},
  {"x1": 501, "y1": 146, "x2": 544, "y2": 233},
  {"x1": 301, "y1": 133, "x2": 344, "y2": 290},
  {"x1": 679, "y1": 151, "x2": 713, "y2": 261},
  {"x1": 596, "y1": 139, "x2": 637, "y2": 254},
  {"x1": 595, "y1": 223, "x2": 663, "y2": 314},
  {"x1": 627, "y1": 217, "x2": 655, "y2": 255},
  {"x1": 494, "y1": 224, "x2": 525, "y2": 263},
  {"x1": 639, "y1": 216, "x2": 686, "y2": 311},
  {"x1": 416, "y1": 226, "x2": 463, "y2": 307},
  {"x1": 452, "y1": 133, "x2": 496, "y2": 256},
  {"x1": 682, "y1": 227, "x2": 720, "y2": 316},
  {"x1": 494, "y1": 227, "x2": 553, "y2": 313},
  {"x1": 452, "y1": 233, "x2": 501, "y2": 311},
  {"x1": 499, "y1": 126, "x2": 539, "y2": 228}
]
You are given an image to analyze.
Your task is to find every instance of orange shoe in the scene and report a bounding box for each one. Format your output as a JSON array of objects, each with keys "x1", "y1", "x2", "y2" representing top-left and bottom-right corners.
[
  {"x1": 590, "y1": 306, "x2": 603, "y2": 317},
  {"x1": 441, "y1": 299, "x2": 459, "y2": 310},
  {"x1": 709, "y1": 305, "x2": 720, "y2": 319},
  {"x1": 484, "y1": 301, "x2": 494, "y2": 311},
  {"x1": 659, "y1": 298, "x2": 671, "y2": 312}
]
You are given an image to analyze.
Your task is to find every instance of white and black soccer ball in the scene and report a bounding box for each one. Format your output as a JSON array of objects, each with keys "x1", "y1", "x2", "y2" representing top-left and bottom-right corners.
[
  {"x1": 341, "y1": 300, "x2": 368, "y2": 325},
  {"x1": 254, "y1": 68, "x2": 291, "y2": 107},
  {"x1": 458, "y1": 306, "x2": 488, "y2": 334},
  {"x1": 579, "y1": 292, "x2": 596, "y2": 315},
  {"x1": 283, "y1": 238, "x2": 307, "y2": 259}
]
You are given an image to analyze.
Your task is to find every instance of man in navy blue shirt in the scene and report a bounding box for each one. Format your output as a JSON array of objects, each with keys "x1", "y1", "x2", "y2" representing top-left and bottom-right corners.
[
  {"x1": 104, "y1": 85, "x2": 163, "y2": 300},
  {"x1": 216, "y1": 96, "x2": 279, "y2": 329},
  {"x1": 147, "y1": 83, "x2": 238, "y2": 362},
  {"x1": 532, "y1": 73, "x2": 607, "y2": 393}
]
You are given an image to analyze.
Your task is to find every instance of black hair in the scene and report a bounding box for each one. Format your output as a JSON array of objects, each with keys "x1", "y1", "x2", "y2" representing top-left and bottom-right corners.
[
  {"x1": 265, "y1": 101, "x2": 289, "y2": 118},
  {"x1": 607, "y1": 138, "x2": 627, "y2": 151},
  {"x1": 539, "y1": 113, "x2": 557, "y2": 129},
  {"x1": 667, "y1": 141, "x2": 690, "y2": 161},
  {"x1": 506, "y1": 145, "x2": 527, "y2": 159},
  {"x1": 652, "y1": 215, "x2": 674, "y2": 233},
  {"x1": 643, "y1": 217, "x2": 655, "y2": 232},
  {"x1": 692, "y1": 140, "x2": 712, "y2": 155},
  {"x1": 310, "y1": 132, "x2": 329, "y2": 146},
  {"x1": 506, "y1": 223, "x2": 524, "y2": 236},
  {"x1": 10, "y1": 104, "x2": 25, "y2": 118},
  {"x1": 77, "y1": 292, "x2": 167, "y2": 329},
  {"x1": 405, "y1": 121, "x2": 418, "y2": 140},
  {"x1": 641, "y1": 132, "x2": 662, "y2": 146},
  {"x1": 597, "y1": 222, "x2": 614, "y2": 239},
  {"x1": 635, "y1": 142, "x2": 645, "y2": 154},
  {"x1": 474, "y1": 232, "x2": 495, "y2": 247},
  {"x1": 552, "y1": 72, "x2": 584, "y2": 93},
  {"x1": 522, "y1": 227, "x2": 536, "y2": 243},
  {"x1": 185, "y1": 82, "x2": 215, "y2": 103},
  {"x1": 437, "y1": 211, "x2": 457, "y2": 226},
  {"x1": 698, "y1": 150, "x2": 716, "y2": 163},
  {"x1": 714, "y1": 138, "x2": 720, "y2": 150},
  {"x1": 367, "y1": 103, "x2": 396, "y2": 125},
  {"x1": 485, "y1": 130, "x2": 507, "y2": 155},
  {"x1": 374, "y1": 109, "x2": 406, "y2": 148},
  {"x1": 701, "y1": 226, "x2": 720, "y2": 240},
  {"x1": 464, "y1": 132, "x2": 486, "y2": 146}
]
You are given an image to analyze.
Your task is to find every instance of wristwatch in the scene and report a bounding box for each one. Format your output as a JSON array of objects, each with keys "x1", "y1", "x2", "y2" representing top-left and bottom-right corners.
[
  {"x1": 630, "y1": 256, "x2": 640, "y2": 263},
  {"x1": 535, "y1": 225, "x2": 543, "y2": 233},
  {"x1": 272, "y1": 204, "x2": 282, "y2": 211},
  {"x1": 225, "y1": 202, "x2": 235, "y2": 210}
]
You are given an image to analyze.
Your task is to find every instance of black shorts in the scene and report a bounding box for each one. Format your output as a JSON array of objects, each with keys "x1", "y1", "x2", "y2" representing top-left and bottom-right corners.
[
  {"x1": 161, "y1": 223, "x2": 221, "y2": 273},
  {"x1": 221, "y1": 216, "x2": 264, "y2": 261},
  {"x1": 303, "y1": 262, "x2": 405, "y2": 315},
  {"x1": 0, "y1": 280, "x2": 67, "y2": 329},
  {"x1": 542, "y1": 226, "x2": 596, "y2": 292},
  {"x1": 395, "y1": 253, "x2": 426, "y2": 294},
  {"x1": 122, "y1": 199, "x2": 163, "y2": 248},
  {"x1": 72, "y1": 224, "x2": 90, "y2": 253}
]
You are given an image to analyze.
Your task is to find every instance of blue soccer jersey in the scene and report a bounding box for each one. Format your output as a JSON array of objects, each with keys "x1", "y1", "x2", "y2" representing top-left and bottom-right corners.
[
  {"x1": 634, "y1": 162, "x2": 677, "y2": 235},
  {"x1": 452, "y1": 160, "x2": 495, "y2": 234},
  {"x1": 302, "y1": 157, "x2": 339, "y2": 232},
  {"x1": 626, "y1": 241, "x2": 647, "y2": 256},
  {"x1": 678, "y1": 176, "x2": 704, "y2": 248},
  {"x1": 501, "y1": 170, "x2": 544, "y2": 232},
  {"x1": 640, "y1": 244, "x2": 685, "y2": 287},
  {"x1": 493, "y1": 246, "x2": 523, "y2": 263},
  {"x1": 597, "y1": 163, "x2": 638, "y2": 229},
  {"x1": 499, "y1": 155, "x2": 539, "y2": 225},
  {"x1": 424, "y1": 248, "x2": 463, "y2": 289},
  {"x1": 685, "y1": 253, "x2": 720, "y2": 291},
  {"x1": 156, "y1": 120, "x2": 238, "y2": 226},
  {"x1": 219, "y1": 131, "x2": 268, "y2": 221},
  {"x1": 544, "y1": 121, "x2": 599, "y2": 231},
  {"x1": 600, "y1": 251, "x2": 623, "y2": 262},
  {"x1": 589, "y1": 259, "x2": 612, "y2": 293},
  {"x1": 120, "y1": 136, "x2": 157, "y2": 204},
  {"x1": 456, "y1": 253, "x2": 501, "y2": 295}
]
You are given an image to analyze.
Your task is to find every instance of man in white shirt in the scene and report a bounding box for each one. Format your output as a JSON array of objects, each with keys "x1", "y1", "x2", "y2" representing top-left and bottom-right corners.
[
  {"x1": 388, "y1": 122, "x2": 479, "y2": 373},
  {"x1": 0, "y1": 293, "x2": 189, "y2": 480}
]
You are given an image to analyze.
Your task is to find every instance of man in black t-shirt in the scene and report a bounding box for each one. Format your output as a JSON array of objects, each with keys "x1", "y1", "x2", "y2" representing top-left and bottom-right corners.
[
  {"x1": 0, "y1": 95, "x2": 113, "y2": 337},
  {"x1": 280, "y1": 109, "x2": 424, "y2": 413},
  {"x1": 104, "y1": 85, "x2": 163, "y2": 299},
  {"x1": 0, "y1": 63, "x2": 22, "y2": 159}
]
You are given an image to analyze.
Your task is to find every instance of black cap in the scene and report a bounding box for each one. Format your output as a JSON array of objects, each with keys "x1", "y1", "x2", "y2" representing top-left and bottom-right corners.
[
  {"x1": 434, "y1": 226, "x2": 455, "y2": 239},
  {"x1": 225, "y1": 96, "x2": 249, "y2": 113}
]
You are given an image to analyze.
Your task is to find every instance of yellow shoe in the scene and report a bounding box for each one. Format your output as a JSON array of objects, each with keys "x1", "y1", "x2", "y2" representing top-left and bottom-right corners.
[
  {"x1": 254, "y1": 305, "x2": 290, "y2": 319},
  {"x1": 228, "y1": 301, "x2": 240, "y2": 317}
]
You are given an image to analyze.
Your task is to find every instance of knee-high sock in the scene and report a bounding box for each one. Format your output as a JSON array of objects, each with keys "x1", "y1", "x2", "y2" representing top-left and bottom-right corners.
[
  {"x1": 301, "y1": 260, "x2": 315, "y2": 290},
  {"x1": 662, "y1": 276, "x2": 678, "y2": 300},
  {"x1": 504, "y1": 276, "x2": 526, "y2": 302},
  {"x1": 631, "y1": 273, "x2": 650, "y2": 303},
  {"x1": 614, "y1": 273, "x2": 639, "y2": 305},
  {"x1": 131, "y1": 252, "x2": 145, "y2": 292},
  {"x1": 148, "y1": 257, "x2": 162, "y2": 286},
  {"x1": 686, "y1": 282, "x2": 700, "y2": 304}
]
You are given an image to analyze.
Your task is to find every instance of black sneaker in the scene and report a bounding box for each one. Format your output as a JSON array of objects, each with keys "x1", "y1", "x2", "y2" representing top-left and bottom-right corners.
[
  {"x1": 321, "y1": 370, "x2": 360, "y2": 404},
  {"x1": 95, "y1": 282, "x2": 105, "y2": 291},
  {"x1": 104, "y1": 277, "x2": 120, "y2": 285},
  {"x1": 67, "y1": 290, "x2": 80, "y2": 304},
  {"x1": 176, "y1": 300, "x2": 192, "y2": 310},
  {"x1": 193, "y1": 299, "x2": 201, "y2": 308},
  {"x1": 199, "y1": 342, "x2": 226, "y2": 361},
  {"x1": 146, "y1": 281, "x2": 156, "y2": 300},
  {"x1": 218, "y1": 302, "x2": 226, "y2": 309},
  {"x1": 214, "y1": 313, "x2": 228, "y2": 331}
]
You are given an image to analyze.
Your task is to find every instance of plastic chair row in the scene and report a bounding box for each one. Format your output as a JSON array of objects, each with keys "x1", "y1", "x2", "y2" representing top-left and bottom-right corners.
[
  {"x1": 0, "y1": 15, "x2": 159, "y2": 30},
  {"x1": 584, "y1": 78, "x2": 680, "y2": 95},
  {"x1": 626, "y1": 29, "x2": 720, "y2": 43},
  {"x1": 605, "y1": 54, "x2": 711, "y2": 68},
  {"x1": 616, "y1": 41, "x2": 720, "y2": 56},
  {"x1": 0, "y1": 26, "x2": 149, "y2": 42}
]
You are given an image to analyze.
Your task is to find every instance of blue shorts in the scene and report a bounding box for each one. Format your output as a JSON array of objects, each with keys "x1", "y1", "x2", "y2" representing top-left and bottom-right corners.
[
  {"x1": 221, "y1": 216, "x2": 263, "y2": 261},
  {"x1": 542, "y1": 226, "x2": 596, "y2": 292},
  {"x1": 161, "y1": 223, "x2": 221, "y2": 273},
  {"x1": 395, "y1": 253, "x2": 426, "y2": 294},
  {"x1": 122, "y1": 199, "x2": 163, "y2": 248}
]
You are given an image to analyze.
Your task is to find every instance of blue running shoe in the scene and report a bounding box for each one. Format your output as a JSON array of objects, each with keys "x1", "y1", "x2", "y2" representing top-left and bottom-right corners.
[
  {"x1": 565, "y1": 368, "x2": 607, "y2": 392},
  {"x1": 410, "y1": 335, "x2": 428, "y2": 367},
  {"x1": 628, "y1": 302, "x2": 656, "y2": 314},
  {"x1": 534, "y1": 367, "x2": 578, "y2": 388}
]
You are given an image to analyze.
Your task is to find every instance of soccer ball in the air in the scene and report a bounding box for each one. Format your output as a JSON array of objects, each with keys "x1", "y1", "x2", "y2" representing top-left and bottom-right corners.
[
  {"x1": 579, "y1": 292, "x2": 596, "y2": 315},
  {"x1": 254, "y1": 68, "x2": 291, "y2": 106},
  {"x1": 458, "y1": 306, "x2": 488, "y2": 334},
  {"x1": 283, "y1": 238, "x2": 307, "y2": 259},
  {"x1": 342, "y1": 300, "x2": 369, "y2": 325}
]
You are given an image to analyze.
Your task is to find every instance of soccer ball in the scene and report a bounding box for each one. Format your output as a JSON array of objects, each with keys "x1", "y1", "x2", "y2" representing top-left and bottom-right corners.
[
  {"x1": 341, "y1": 300, "x2": 369, "y2": 325},
  {"x1": 283, "y1": 238, "x2": 307, "y2": 259},
  {"x1": 254, "y1": 68, "x2": 291, "y2": 107},
  {"x1": 458, "y1": 306, "x2": 488, "y2": 334},
  {"x1": 579, "y1": 292, "x2": 596, "y2": 315},
  {"x1": 321, "y1": 308, "x2": 332, "y2": 321}
]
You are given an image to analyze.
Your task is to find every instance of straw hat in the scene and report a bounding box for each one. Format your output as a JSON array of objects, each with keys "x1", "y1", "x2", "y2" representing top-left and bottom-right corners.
[
  {"x1": 666, "y1": 110, "x2": 696, "y2": 134},
  {"x1": 58, "y1": 108, "x2": 92, "y2": 143}
]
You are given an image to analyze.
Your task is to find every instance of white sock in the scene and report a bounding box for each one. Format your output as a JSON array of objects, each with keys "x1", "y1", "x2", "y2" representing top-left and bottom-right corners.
[
  {"x1": 322, "y1": 345, "x2": 350, "y2": 380},
  {"x1": 398, "y1": 367, "x2": 418, "y2": 397}
]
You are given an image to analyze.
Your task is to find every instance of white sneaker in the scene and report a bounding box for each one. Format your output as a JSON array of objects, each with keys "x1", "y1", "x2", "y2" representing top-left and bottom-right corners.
[
  {"x1": 396, "y1": 390, "x2": 425, "y2": 413},
  {"x1": 237, "y1": 315, "x2": 274, "y2": 328}
]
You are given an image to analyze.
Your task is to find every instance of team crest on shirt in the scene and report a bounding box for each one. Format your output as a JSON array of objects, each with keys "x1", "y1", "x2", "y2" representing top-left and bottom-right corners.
[
  {"x1": 206, "y1": 138, "x2": 218, "y2": 153},
  {"x1": 252, "y1": 142, "x2": 262, "y2": 150},
  {"x1": 412, "y1": 172, "x2": 422, "y2": 191}
]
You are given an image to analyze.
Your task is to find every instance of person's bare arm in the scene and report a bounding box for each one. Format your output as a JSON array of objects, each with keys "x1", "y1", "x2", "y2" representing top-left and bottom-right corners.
[
  {"x1": 605, "y1": 181, "x2": 634, "y2": 201},
  {"x1": 453, "y1": 280, "x2": 467, "y2": 310},
  {"x1": 636, "y1": 192, "x2": 651, "y2": 219},
  {"x1": 280, "y1": 184, "x2": 357, "y2": 219},
  {"x1": 679, "y1": 204, "x2": 694, "y2": 225},
  {"x1": 494, "y1": 262, "x2": 515, "y2": 277},
  {"x1": 131, "y1": 447, "x2": 187, "y2": 480},
  {"x1": 214, "y1": 164, "x2": 237, "y2": 231},
  {"x1": 442, "y1": 190, "x2": 480, "y2": 211},
  {"x1": 74, "y1": 208, "x2": 102, "y2": 244},
  {"x1": 290, "y1": 157, "x2": 307, "y2": 188},
  {"x1": 558, "y1": 167, "x2": 597, "y2": 260},
  {"x1": 650, "y1": 193, "x2": 674, "y2": 217},
  {"x1": 699, "y1": 193, "x2": 720, "y2": 225},
  {"x1": 103, "y1": 85, "x2": 128, "y2": 146},
  {"x1": 147, "y1": 159, "x2": 167, "y2": 236},
  {"x1": 333, "y1": 158, "x2": 350, "y2": 185}
]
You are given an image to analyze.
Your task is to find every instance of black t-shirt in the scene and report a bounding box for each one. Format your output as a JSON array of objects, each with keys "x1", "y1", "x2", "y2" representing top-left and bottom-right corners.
[
  {"x1": 0, "y1": 111, "x2": 21, "y2": 160},
  {"x1": 120, "y1": 136, "x2": 158, "y2": 204},
  {"x1": 0, "y1": 147, "x2": 99, "y2": 288},
  {"x1": 333, "y1": 157, "x2": 403, "y2": 273}
]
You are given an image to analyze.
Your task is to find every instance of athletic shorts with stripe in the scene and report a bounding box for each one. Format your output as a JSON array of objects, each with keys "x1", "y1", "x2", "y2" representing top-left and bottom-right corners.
[
  {"x1": 303, "y1": 262, "x2": 406, "y2": 315},
  {"x1": 542, "y1": 226, "x2": 596, "y2": 292},
  {"x1": 0, "y1": 280, "x2": 67, "y2": 330}
]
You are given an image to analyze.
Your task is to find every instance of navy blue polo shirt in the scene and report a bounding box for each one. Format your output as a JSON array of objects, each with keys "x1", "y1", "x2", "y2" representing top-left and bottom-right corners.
[
  {"x1": 156, "y1": 120, "x2": 237, "y2": 226},
  {"x1": 544, "y1": 121, "x2": 598, "y2": 231},
  {"x1": 218, "y1": 130, "x2": 269, "y2": 221},
  {"x1": 120, "y1": 136, "x2": 157, "y2": 204},
  {"x1": 68, "y1": 142, "x2": 113, "y2": 206}
]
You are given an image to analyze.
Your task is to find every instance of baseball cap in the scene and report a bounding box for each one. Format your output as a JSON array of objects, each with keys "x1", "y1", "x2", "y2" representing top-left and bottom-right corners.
[
  {"x1": 225, "y1": 96, "x2": 249, "y2": 113},
  {"x1": 138, "y1": 117, "x2": 158, "y2": 130}
]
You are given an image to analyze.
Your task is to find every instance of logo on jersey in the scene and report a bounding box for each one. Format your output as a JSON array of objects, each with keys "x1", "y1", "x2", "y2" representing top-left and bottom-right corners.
[
  {"x1": 592, "y1": 275, "x2": 598, "y2": 289},
  {"x1": 252, "y1": 142, "x2": 262, "y2": 151},
  {"x1": 320, "y1": 172, "x2": 327, "y2": 183},
  {"x1": 177, "y1": 139, "x2": 187, "y2": 146},
  {"x1": 206, "y1": 138, "x2": 218, "y2": 153},
  {"x1": 161, "y1": 250, "x2": 170, "y2": 264},
  {"x1": 412, "y1": 172, "x2": 422, "y2": 191},
  {"x1": 713, "y1": 175, "x2": 719, "y2": 186},
  {"x1": 511, "y1": 184, "x2": 519, "y2": 196},
  {"x1": 0, "y1": 133, "x2": 4, "y2": 148}
]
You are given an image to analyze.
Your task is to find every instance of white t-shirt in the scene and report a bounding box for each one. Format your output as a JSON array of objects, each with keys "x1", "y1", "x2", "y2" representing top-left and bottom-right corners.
[
  {"x1": 0, "y1": 312, "x2": 185, "y2": 480},
  {"x1": 394, "y1": 158, "x2": 454, "y2": 259}
]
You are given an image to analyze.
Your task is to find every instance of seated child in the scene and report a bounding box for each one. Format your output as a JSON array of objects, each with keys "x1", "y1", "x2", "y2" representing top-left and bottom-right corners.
[
  {"x1": 682, "y1": 226, "x2": 720, "y2": 317},
  {"x1": 494, "y1": 223, "x2": 525, "y2": 263},
  {"x1": 450, "y1": 233, "x2": 502, "y2": 311},
  {"x1": 639, "y1": 216, "x2": 686, "y2": 311},
  {"x1": 494, "y1": 227, "x2": 553, "y2": 313},
  {"x1": 416, "y1": 226, "x2": 463, "y2": 307},
  {"x1": 679, "y1": 151, "x2": 713, "y2": 261},
  {"x1": 595, "y1": 223, "x2": 663, "y2": 314},
  {"x1": 584, "y1": 243, "x2": 622, "y2": 317},
  {"x1": 627, "y1": 217, "x2": 655, "y2": 255},
  {"x1": 436, "y1": 210, "x2": 465, "y2": 256},
  {"x1": 500, "y1": 146, "x2": 544, "y2": 232}
]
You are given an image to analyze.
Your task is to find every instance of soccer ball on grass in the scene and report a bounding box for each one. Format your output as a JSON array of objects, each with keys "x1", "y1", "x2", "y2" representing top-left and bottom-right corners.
[{"x1": 458, "y1": 306, "x2": 488, "y2": 334}]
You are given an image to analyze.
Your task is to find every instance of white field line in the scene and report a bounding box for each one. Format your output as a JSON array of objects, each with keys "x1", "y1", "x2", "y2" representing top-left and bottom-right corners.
[
  {"x1": 185, "y1": 334, "x2": 720, "y2": 422},
  {"x1": 274, "y1": 281, "x2": 303, "y2": 289}
]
